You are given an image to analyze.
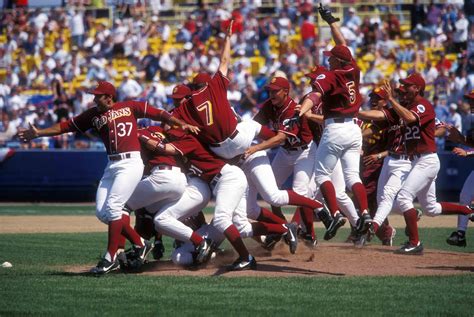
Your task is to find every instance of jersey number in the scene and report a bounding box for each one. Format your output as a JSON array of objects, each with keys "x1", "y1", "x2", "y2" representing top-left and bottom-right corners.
[
  {"x1": 117, "y1": 122, "x2": 133, "y2": 137},
  {"x1": 346, "y1": 81, "x2": 356, "y2": 104},
  {"x1": 196, "y1": 101, "x2": 214, "y2": 126},
  {"x1": 405, "y1": 126, "x2": 420, "y2": 140}
]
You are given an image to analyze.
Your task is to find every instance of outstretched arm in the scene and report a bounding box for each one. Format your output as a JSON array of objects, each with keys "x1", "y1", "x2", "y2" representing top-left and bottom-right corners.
[
  {"x1": 17, "y1": 122, "x2": 63, "y2": 142},
  {"x1": 244, "y1": 131, "x2": 287, "y2": 159},
  {"x1": 218, "y1": 20, "x2": 233, "y2": 77},
  {"x1": 318, "y1": 4, "x2": 346, "y2": 46},
  {"x1": 357, "y1": 110, "x2": 385, "y2": 121}
]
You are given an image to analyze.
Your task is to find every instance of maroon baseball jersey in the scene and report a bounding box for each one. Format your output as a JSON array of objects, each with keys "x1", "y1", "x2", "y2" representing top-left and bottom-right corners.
[
  {"x1": 138, "y1": 126, "x2": 181, "y2": 168},
  {"x1": 311, "y1": 60, "x2": 362, "y2": 119},
  {"x1": 382, "y1": 96, "x2": 436, "y2": 155},
  {"x1": 60, "y1": 101, "x2": 171, "y2": 155},
  {"x1": 167, "y1": 132, "x2": 225, "y2": 183},
  {"x1": 254, "y1": 96, "x2": 313, "y2": 149},
  {"x1": 300, "y1": 92, "x2": 323, "y2": 145},
  {"x1": 172, "y1": 71, "x2": 238, "y2": 145}
]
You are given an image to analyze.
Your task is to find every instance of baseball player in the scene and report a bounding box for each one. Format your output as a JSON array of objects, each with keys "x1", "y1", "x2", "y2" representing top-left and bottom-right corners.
[
  {"x1": 377, "y1": 75, "x2": 473, "y2": 254},
  {"x1": 17, "y1": 81, "x2": 198, "y2": 274},
  {"x1": 445, "y1": 89, "x2": 474, "y2": 247},
  {"x1": 172, "y1": 21, "x2": 274, "y2": 160},
  {"x1": 297, "y1": 5, "x2": 371, "y2": 241},
  {"x1": 244, "y1": 76, "x2": 319, "y2": 245}
]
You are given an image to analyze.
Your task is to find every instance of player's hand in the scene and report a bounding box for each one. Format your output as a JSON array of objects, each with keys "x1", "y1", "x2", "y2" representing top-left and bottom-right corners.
[
  {"x1": 452, "y1": 147, "x2": 467, "y2": 157},
  {"x1": 382, "y1": 80, "x2": 393, "y2": 100},
  {"x1": 283, "y1": 112, "x2": 300, "y2": 129},
  {"x1": 182, "y1": 124, "x2": 200, "y2": 134},
  {"x1": 363, "y1": 154, "x2": 379, "y2": 166},
  {"x1": 244, "y1": 146, "x2": 258, "y2": 159},
  {"x1": 446, "y1": 125, "x2": 464, "y2": 143},
  {"x1": 318, "y1": 3, "x2": 340, "y2": 24},
  {"x1": 17, "y1": 123, "x2": 39, "y2": 142}
]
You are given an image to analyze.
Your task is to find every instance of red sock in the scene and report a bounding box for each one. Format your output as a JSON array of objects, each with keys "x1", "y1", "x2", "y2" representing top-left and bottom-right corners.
[
  {"x1": 351, "y1": 183, "x2": 368, "y2": 213},
  {"x1": 257, "y1": 125, "x2": 277, "y2": 140},
  {"x1": 107, "y1": 219, "x2": 123, "y2": 261},
  {"x1": 134, "y1": 209, "x2": 155, "y2": 240},
  {"x1": 300, "y1": 207, "x2": 315, "y2": 239},
  {"x1": 287, "y1": 190, "x2": 323, "y2": 209},
  {"x1": 320, "y1": 181, "x2": 339, "y2": 216},
  {"x1": 440, "y1": 202, "x2": 472, "y2": 215},
  {"x1": 121, "y1": 215, "x2": 144, "y2": 246},
  {"x1": 291, "y1": 207, "x2": 301, "y2": 224},
  {"x1": 372, "y1": 222, "x2": 380, "y2": 233},
  {"x1": 118, "y1": 214, "x2": 129, "y2": 249},
  {"x1": 190, "y1": 231, "x2": 204, "y2": 246},
  {"x1": 224, "y1": 225, "x2": 249, "y2": 259},
  {"x1": 251, "y1": 222, "x2": 288, "y2": 235},
  {"x1": 404, "y1": 208, "x2": 419, "y2": 245},
  {"x1": 271, "y1": 205, "x2": 287, "y2": 221},
  {"x1": 257, "y1": 208, "x2": 286, "y2": 224}
]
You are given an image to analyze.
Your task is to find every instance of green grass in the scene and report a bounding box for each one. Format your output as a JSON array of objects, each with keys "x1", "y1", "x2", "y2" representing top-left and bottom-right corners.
[{"x1": 0, "y1": 229, "x2": 473, "y2": 316}]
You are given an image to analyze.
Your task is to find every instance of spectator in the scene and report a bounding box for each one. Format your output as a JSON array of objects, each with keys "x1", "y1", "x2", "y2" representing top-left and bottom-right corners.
[
  {"x1": 300, "y1": 16, "x2": 316, "y2": 48},
  {"x1": 343, "y1": 7, "x2": 361, "y2": 33},
  {"x1": 446, "y1": 103, "x2": 462, "y2": 132},
  {"x1": 69, "y1": 9, "x2": 85, "y2": 48},
  {"x1": 453, "y1": 11, "x2": 468, "y2": 53},
  {"x1": 118, "y1": 70, "x2": 143, "y2": 100},
  {"x1": 433, "y1": 69, "x2": 450, "y2": 99}
]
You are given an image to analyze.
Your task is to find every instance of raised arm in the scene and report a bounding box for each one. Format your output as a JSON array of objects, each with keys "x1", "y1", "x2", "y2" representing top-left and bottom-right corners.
[
  {"x1": 383, "y1": 80, "x2": 417, "y2": 124},
  {"x1": 218, "y1": 20, "x2": 233, "y2": 77},
  {"x1": 318, "y1": 4, "x2": 346, "y2": 46}
]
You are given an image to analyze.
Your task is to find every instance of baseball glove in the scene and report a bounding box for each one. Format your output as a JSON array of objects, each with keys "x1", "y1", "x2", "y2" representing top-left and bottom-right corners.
[
  {"x1": 283, "y1": 112, "x2": 301, "y2": 129},
  {"x1": 318, "y1": 3, "x2": 340, "y2": 24}
]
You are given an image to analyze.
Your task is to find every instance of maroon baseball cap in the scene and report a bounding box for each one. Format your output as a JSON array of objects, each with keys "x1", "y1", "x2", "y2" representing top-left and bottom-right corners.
[
  {"x1": 399, "y1": 73, "x2": 425, "y2": 93},
  {"x1": 369, "y1": 87, "x2": 388, "y2": 99},
  {"x1": 323, "y1": 45, "x2": 352, "y2": 62},
  {"x1": 88, "y1": 81, "x2": 117, "y2": 98},
  {"x1": 170, "y1": 84, "x2": 191, "y2": 99},
  {"x1": 192, "y1": 72, "x2": 212, "y2": 85},
  {"x1": 464, "y1": 89, "x2": 474, "y2": 100},
  {"x1": 304, "y1": 65, "x2": 328, "y2": 80},
  {"x1": 265, "y1": 77, "x2": 290, "y2": 91}
]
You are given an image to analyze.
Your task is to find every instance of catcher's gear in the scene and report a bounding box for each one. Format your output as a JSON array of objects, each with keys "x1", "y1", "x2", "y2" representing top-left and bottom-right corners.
[
  {"x1": 318, "y1": 3, "x2": 340, "y2": 24},
  {"x1": 283, "y1": 112, "x2": 301, "y2": 129}
]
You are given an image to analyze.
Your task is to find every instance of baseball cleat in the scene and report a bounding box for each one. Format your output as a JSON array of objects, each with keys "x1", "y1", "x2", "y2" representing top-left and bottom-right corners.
[
  {"x1": 315, "y1": 207, "x2": 332, "y2": 230},
  {"x1": 381, "y1": 226, "x2": 396, "y2": 246},
  {"x1": 394, "y1": 241, "x2": 424, "y2": 255},
  {"x1": 446, "y1": 231, "x2": 466, "y2": 247},
  {"x1": 302, "y1": 233, "x2": 318, "y2": 248},
  {"x1": 90, "y1": 257, "x2": 120, "y2": 275},
  {"x1": 356, "y1": 213, "x2": 373, "y2": 235},
  {"x1": 261, "y1": 234, "x2": 281, "y2": 251},
  {"x1": 285, "y1": 222, "x2": 299, "y2": 254},
  {"x1": 228, "y1": 255, "x2": 257, "y2": 271},
  {"x1": 324, "y1": 213, "x2": 346, "y2": 241},
  {"x1": 152, "y1": 239, "x2": 165, "y2": 260},
  {"x1": 134, "y1": 240, "x2": 154, "y2": 262},
  {"x1": 195, "y1": 238, "x2": 213, "y2": 264}
]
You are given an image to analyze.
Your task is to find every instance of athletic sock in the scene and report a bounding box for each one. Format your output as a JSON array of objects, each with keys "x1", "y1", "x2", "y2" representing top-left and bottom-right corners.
[
  {"x1": 251, "y1": 222, "x2": 288, "y2": 236},
  {"x1": 271, "y1": 205, "x2": 287, "y2": 221},
  {"x1": 351, "y1": 182, "x2": 369, "y2": 213},
  {"x1": 224, "y1": 224, "x2": 249, "y2": 259},
  {"x1": 107, "y1": 219, "x2": 123, "y2": 261},
  {"x1": 121, "y1": 214, "x2": 144, "y2": 247},
  {"x1": 300, "y1": 207, "x2": 315, "y2": 239},
  {"x1": 257, "y1": 207, "x2": 286, "y2": 224},
  {"x1": 287, "y1": 190, "x2": 323, "y2": 209},
  {"x1": 440, "y1": 202, "x2": 472, "y2": 215},
  {"x1": 403, "y1": 208, "x2": 419, "y2": 246},
  {"x1": 320, "y1": 181, "x2": 339, "y2": 216},
  {"x1": 190, "y1": 231, "x2": 204, "y2": 246}
]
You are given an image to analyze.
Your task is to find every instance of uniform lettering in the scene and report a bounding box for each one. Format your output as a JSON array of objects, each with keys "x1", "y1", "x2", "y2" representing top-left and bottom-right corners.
[
  {"x1": 405, "y1": 126, "x2": 420, "y2": 140},
  {"x1": 92, "y1": 107, "x2": 132, "y2": 131},
  {"x1": 345, "y1": 81, "x2": 356, "y2": 104}
]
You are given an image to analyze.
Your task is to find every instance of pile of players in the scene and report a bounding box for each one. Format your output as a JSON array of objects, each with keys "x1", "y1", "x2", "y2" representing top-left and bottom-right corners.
[{"x1": 18, "y1": 5, "x2": 474, "y2": 275}]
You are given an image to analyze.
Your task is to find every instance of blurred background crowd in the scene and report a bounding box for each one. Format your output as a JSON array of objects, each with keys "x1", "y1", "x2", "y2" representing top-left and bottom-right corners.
[{"x1": 0, "y1": 0, "x2": 473, "y2": 151}]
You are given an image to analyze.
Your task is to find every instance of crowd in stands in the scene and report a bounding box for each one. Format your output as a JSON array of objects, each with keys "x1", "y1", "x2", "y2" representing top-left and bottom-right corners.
[{"x1": 0, "y1": 1, "x2": 473, "y2": 151}]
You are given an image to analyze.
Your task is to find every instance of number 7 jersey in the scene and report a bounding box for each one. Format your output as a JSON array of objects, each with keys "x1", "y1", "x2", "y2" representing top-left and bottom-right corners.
[{"x1": 172, "y1": 71, "x2": 238, "y2": 145}]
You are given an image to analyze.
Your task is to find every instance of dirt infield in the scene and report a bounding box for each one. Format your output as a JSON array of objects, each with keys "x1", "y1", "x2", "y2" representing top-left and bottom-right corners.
[
  {"x1": 3, "y1": 215, "x2": 473, "y2": 277},
  {"x1": 65, "y1": 240, "x2": 474, "y2": 277}
]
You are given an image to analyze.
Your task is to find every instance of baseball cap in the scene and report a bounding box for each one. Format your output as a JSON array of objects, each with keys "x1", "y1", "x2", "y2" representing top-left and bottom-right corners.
[
  {"x1": 170, "y1": 84, "x2": 191, "y2": 99},
  {"x1": 304, "y1": 65, "x2": 328, "y2": 80},
  {"x1": 192, "y1": 72, "x2": 212, "y2": 85},
  {"x1": 464, "y1": 89, "x2": 474, "y2": 100},
  {"x1": 449, "y1": 103, "x2": 457, "y2": 111},
  {"x1": 323, "y1": 45, "x2": 352, "y2": 62},
  {"x1": 395, "y1": 85, "x2": 407, "y2": 93},
  {"x1": 88, "y1": 81, "x2": 116, "y2": 98},
  {"x1": 399, "y1": 73, "x2": 425, "y2": 94},
  {"x1": 369, "y1": 87, "x2": 388, "y2": 99},
  {"x1": 265, "y1": 77, "x2": 290, "y2": 91}
]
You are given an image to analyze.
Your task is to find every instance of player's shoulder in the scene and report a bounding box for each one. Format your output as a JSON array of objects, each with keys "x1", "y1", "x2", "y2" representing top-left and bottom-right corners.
[{"x1": 412, "y1": 97, "x2": 434, "y2": 115}]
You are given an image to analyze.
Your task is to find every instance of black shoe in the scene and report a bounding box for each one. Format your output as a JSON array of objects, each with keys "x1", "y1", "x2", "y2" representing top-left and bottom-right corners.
[
  {"x1": 302, "y1": 233, "x2": 318, "y2": 248},
  {"x1": 228, "y1": 255, "x2": 257, "y2": 271},
  {"x1": 116, "y1": 251, "x2": 129, "y2": 270},
  {"x1": 152, "y1": 239, "x2": 165, "y2": 260},
  {"x1": 356, "y1": 213, "x2": 372, "y2": 234},
  {"x1": 446, "y1": 231, "x2": 466, "y2": 247},
  {"x1": 394, "y1": 241, "x2": 424, "y2": 255},
  {"x1": 285, "y1": 222, "x2": 298, "y2": 254},
  {"x1": 324, "y1": 213, "x2": 346, "y2": 241},
  {"x1": 90, "y1": 257, "x2": 120, "y2": 275},
  {"x1": 133, "y1": 240, "x2": 154, "y2": 262},
  {"x1": 195, "y1": 238, "x2": 213, "y2": 264},
  {"x1": 261, "y1": 234, "x2": 282, "y2": 251},
  {"x1": 316, "y1": 207, "x2": 332, "y2": 230}
]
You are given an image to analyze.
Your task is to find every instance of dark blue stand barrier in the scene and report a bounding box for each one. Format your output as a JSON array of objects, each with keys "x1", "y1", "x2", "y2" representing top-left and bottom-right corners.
[{"x1": 0, "y1": 149, "x2": 472, "y2": 202}]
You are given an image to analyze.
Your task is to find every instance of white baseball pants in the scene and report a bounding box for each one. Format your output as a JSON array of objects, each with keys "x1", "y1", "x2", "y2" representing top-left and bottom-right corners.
[
  {"x1": 210, "y1": 120, "x2": 262, "y2": 159},
  {"x1": 457, "y1": 170, "x2": 474, "y2": 232}
]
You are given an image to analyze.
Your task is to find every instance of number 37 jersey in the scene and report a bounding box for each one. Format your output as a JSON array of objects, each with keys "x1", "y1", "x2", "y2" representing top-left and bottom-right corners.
[
  {"x1": 382, "y1": 96, "x2": 436, "y2": 155},
  {"x1": 310, "y1": 60, "x2": 362, "y2": 119}
]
